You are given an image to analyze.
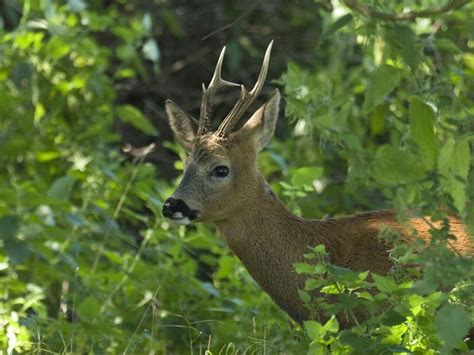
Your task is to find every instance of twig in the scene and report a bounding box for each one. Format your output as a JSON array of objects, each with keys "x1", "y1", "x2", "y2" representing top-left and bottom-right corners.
[
  {"x1": 91, "y1": 143, "x2": 156, "y2": 273},
  {"x1": 202, "y1": 0, "x2": 262, "y2": 41},
  {"x1": 163, "y1": 46, "x2": 211, "y2": 75},
  {"x1": 342, "y1": 0, "x2": 471, "y2": 21}
]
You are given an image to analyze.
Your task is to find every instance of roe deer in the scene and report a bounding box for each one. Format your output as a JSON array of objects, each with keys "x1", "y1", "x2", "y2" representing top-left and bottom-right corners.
[{"x1": 162, "y1": 41, "x2": 473, "y2": 325}]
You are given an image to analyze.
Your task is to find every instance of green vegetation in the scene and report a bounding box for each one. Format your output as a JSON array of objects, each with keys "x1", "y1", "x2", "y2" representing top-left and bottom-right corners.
[{"x1": 1, "y1": 0, "x2": 473, "y2": 353}]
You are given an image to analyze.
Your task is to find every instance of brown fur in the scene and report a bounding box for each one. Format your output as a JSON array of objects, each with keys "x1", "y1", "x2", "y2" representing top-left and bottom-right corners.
[{"x1": 215, "y1": 174, "x2": 472, "y2": 323}]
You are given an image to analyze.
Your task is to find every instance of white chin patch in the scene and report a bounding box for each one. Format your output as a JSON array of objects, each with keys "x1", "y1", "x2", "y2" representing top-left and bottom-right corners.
[{"x1": 170, "y1": 212, "x2": 191, "y2": 225}]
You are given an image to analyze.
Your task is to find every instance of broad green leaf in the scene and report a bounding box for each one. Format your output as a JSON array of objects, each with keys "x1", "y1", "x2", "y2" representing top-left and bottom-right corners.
[
  {"x1": 443, "y1": 175, "x2": 466, "y2": 213},
  {"x1": 409, "y1": 97, "x2": 437, "y2": 169},
  {"x1": 435, "y1": 38, "x2": 462, "y2": 54},
  {"x1": 305, "y1": 279, "x2": 323, "y2": 291},
  {"x1": 77, "y1": 297, "x2": 101, "y2": 323},
  {"x1": 408, "y1": 294, "x2": 425, "y2": 316},
  {"x1": 339, "y1": 332, "x2": 373, "y2": 351},
  {"x1": 392, "y1": 24, "x2": 419, "y2": 68},
  {"x1": 215, "y1": 255, "x2": 236, "y2": 280},
  {"x1": 438, "y1": 138, "x2": 455, "y2": 176},
  {"x1": 304, "y1": 320, "x2": 324, "y2": 339},
  {"x1": 45, "y1": 36, "x2": 71, "y2": 59},
  {"x1": 438, "y1": 138, "x2": 470, "y2": 179},
  {"x1": 438, "y1": 139, "x2": 469, "y2": 212},
  {"x1": 294, "y1": 262, "x2": 314, "y2": 274},
  {"x1": 48, "y1": 175, "x2": 75, "y2": 201},
  {"x1": 291, "y1": 166, "x2": 324, "y2": 188},
  {"x1": 454, "y1": 139, "x2": 470, "y2": 180},
  {"x1": 363, "y1": 65, "x2": 401, "y2": 113},
  {"x1": 372, "y1": 274, "x2": 397, "y2": 293},
  {"x1": 323, "y1": 316, "x2": 339, "y2": 333},
  {"x1": 371, "y1": 145, "x2": 426, "y2": 185},
  {"x1": 435, "y1": 304, "x2": 471, "y2": 352},
  {"x1": 298, "y1": 289, "x2": 311, "y2": 303},
  {"x1": 381, "y1": 310, "x2": 406, "y2": 326},
  {"x1": 117, "y1": 104, "x2": 157, "y2": 135}
]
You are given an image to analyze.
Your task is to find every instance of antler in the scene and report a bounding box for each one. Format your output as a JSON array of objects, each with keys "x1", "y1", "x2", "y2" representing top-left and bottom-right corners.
[
  {"x1": 198, "y1": 47, "x2": 240, "y2": 135},
  {"x1": 215, "y1": 40, "x2": 273, "y2": 138}
]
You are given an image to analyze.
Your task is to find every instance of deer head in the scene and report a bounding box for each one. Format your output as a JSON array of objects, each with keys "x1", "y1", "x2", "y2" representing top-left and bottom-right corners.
[{"x1": 162, "y1": 41, "x2": 280, "y2": 225}]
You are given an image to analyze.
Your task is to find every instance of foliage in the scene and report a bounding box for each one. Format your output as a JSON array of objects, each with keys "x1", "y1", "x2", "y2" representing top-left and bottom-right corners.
[
  {"x1": 0, "y1": 0, "x2": 473, "y2": 353},
  {"x1": 296, "y1": 245, "x2": 473, "y2": 353},
  {"x1": 277, "y1": 0, "x2": 474, "y2": 352}
]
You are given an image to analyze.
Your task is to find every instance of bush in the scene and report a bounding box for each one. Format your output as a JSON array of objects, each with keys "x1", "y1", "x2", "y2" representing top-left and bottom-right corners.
[{"x1": 0, "y1": 0, "x2": 472, "y2": 353}]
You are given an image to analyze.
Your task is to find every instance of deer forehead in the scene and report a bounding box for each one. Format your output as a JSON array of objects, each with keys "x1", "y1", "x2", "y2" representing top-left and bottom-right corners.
[{"x1": 186, "y1": 135, "x2": 255, "y2": 173}]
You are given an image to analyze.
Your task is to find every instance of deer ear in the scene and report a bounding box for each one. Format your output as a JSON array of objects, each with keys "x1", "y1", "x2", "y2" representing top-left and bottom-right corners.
[
  {"x1": 237, "y1": 89, "x2": 280, "y2": 150},
  {"x1": 165, "y1": 100, "x2": 198, "y2": 152}
]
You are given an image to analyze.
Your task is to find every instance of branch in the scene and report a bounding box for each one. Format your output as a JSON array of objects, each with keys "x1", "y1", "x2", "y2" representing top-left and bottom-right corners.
[
  {"x1": 342, "y1": 0, "x2": 472, "y2": 21},
  {"x1": 202, "y1": 0, "x2": 262, "y2": 40}
]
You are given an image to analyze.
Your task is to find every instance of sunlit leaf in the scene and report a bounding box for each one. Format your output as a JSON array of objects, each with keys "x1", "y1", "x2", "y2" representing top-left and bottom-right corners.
[{"x1": 291, "y1": 167, "x2": 324, "y2": 188}]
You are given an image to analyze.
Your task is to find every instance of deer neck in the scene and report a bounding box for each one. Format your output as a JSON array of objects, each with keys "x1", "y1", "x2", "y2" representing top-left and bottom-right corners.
[{"x1": 214, "y1": 173, "x2": 330, "y2": 322}]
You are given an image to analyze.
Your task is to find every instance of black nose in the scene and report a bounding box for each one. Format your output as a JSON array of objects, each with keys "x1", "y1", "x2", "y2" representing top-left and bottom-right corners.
[{"x1": 162, "y1": 198, "x2": 198, "y2": 220}]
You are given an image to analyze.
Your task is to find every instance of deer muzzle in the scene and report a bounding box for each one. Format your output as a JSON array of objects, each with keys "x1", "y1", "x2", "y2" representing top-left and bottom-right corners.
[{"x1": 162, "y1": 197, "x2": 198, "y2": 225}]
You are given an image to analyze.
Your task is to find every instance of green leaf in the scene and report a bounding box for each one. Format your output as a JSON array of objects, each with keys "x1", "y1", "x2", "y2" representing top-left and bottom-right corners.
[
  {"x1": 305, "y1": 279, "x2": 323, "y2": 291},
  {"x1": 371, "y1": 145, "x2": 426, "y2": 185},
  {"x1": 0, "y1": 215, "x2": 29, "y2": 264},
  {"x1": 48, "y1": 175, "x2": 75, "y2": 201},
  {"x1": 392, "y1": 25, "x2": 419, "y2": 68},
  {"x1": 363, "y1": 65, "x2": 402, "y2": 113},
  {"x1": 37, "y1": 151, "x2": 61, "y2": 162},
  {"x1": 438, "y1": 138, "x2": 455, "y2": 176},
  {"x1": 444, "y1": 176, "x2": 466, "y2": 212},
  {"x1": 409, "y1": 97, "x2": 437, "y2": 169},
  {"x1": 294, "y1": 262, "x2": 314, "y2": 274},
  {"x1": 435, "y1": 38, "x2": 462, "y2": 54},
  {"x1": 34, "y1": 102, "x2": 46, "y2": 124},
  {"x1": 0, "y1": 215, "x2": 20, "y2": 240},
  {"x1": 215, "y1": 255, "x2": 236, "y2": 280},
  {"x1": 435, "y1": 304, "x2": 471, "y2": 353},
  {"x1": 45, "y1": 36, "x2": 71, "y2": 59},
  {"x1": 438, "y1": 138, "x2": 470, "y2": 212},
  {"x1": 323, "y1": 316, "x2": 339, "y2": 333},
  {"x1": 291, "y1": 167, "x2": 324, "y2": 188},
  {"x1": 321, "y1": 14, "x2": 353, "y2": 40},
  {"x1": 304, "y1": 320, "x2": 324, "y2": 339},
  {"x1": 370, "y1": 104, "x2": 388, "y2": 136},
  {"x1": 339, "y1": 332, "x2": 373, "y2": 351},
  {"x1": 77, "y1": 297, "x2": 101, "y2": 323},
  {"x1": 372, "y1": 274, "x2": 397, "y2": 293},
  {"x1": 117, "y1": 105, "x2": 157, "y2": 135},
  {"x1": 298, "y1": 289, "x2": 311, "y2": 303},
  {"x1": 454, "y1": 139, "x2": 470, "y2": 180}
]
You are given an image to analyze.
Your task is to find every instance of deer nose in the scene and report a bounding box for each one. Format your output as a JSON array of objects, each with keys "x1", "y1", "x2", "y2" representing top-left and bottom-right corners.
[{"x1": 162, "y1": 197, "x2": 198, "y2": 221}]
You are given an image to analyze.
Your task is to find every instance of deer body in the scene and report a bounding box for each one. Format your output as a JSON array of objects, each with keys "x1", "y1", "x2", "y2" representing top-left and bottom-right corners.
[{"x1": 162, "y1": 42, "x2": 473, "y2": 325}]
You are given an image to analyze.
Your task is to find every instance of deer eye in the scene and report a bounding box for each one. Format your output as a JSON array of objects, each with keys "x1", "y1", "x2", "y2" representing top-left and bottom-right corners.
[{"x1": 213, "y1": 166, "x2": 229, "y2": 178}]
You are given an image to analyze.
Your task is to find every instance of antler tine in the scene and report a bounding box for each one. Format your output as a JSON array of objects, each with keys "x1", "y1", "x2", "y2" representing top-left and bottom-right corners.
[
  {"x1": 216, "y1": 40, "x2": 273, "y2": 138},
  {"x1": 198, "y1": 46, "x2": 239, "y2": 135}
]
